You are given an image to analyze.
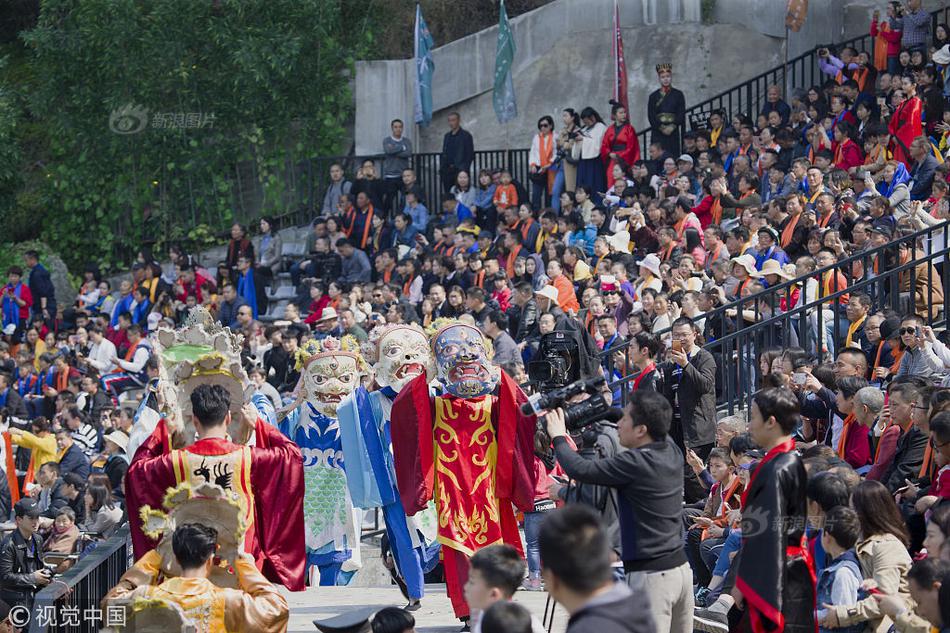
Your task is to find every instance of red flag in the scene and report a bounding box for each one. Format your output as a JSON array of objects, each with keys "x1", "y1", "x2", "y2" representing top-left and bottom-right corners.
[
  {"x1": 613, "y1": 0, "x2": 628, "y2": 112},
  {"x1": 785, "y1": 0, "x2": 808, "y2": 32}
]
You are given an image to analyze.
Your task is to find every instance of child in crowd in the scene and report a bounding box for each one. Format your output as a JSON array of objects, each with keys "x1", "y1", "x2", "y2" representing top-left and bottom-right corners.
[
  {"x1": 464, "y1": 544, "x2": 544, "y2": 633},
  {"x1": 492, "y1": 171, "x2": 517, "y2": 209},
  {"x1": 816, "y1": 506, "x2": 865, "y2": 633},
  {"x1": 481, "y1": 602, "x2": 534, "y2": 633},
  {"x1": 371, "y1": 607, "x2": 416, "y2": 633}
]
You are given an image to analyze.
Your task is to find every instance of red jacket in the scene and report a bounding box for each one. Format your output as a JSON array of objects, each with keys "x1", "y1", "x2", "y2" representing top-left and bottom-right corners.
[{"x1": 870, "y1": 19, "x2": 902, "y2": 57}]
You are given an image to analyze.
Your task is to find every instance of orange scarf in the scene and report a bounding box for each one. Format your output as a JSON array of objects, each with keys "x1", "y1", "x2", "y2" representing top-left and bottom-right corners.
[
  {"x1": 661, "y1": 242, "x2": 675, "y2": 262},
  {"x1": 710, "y1": 197, "x2": 723, "y2": 226},
  {"x1": 836, "y1": 414, "x2": 857, "y2": 458},
  {"x1": 890, "y1": 347, "x2": 905, "y2": 373},
  {"x1": 124, "y1": 340, "x2": 141, "y2": 362},
  {"x1": 519, "y1": 218, "x2": 535, "y2": 243},
  {"x1": 818, "y1": 209, "x2": 834, "y2": 229},
  {"x1": 55, "y1": 369, "x2": 69, "y2": 392},
  {"x1": 780, "y1": 214, "x2": 801, "y2": 249},
  {"x1": 808, "y1": 187, "x2": 823, "y2": 204},
  {"x1": 505, "y1": 245, "x2": 523, "y2": 278},
  {"x1": 402, "y1": 275, "x2": 416, "y2": 296},
  {"x1": 853, "y1": 67, "x2": 870, "y2": 92},
  {"x1": 872, "y1": 340, "x2": 885, "y2": 369},
  {"x1": 538, "y1": 132, "x2": 554, "y2": 169},
  {"x1": 918, "y1": 442, "x2": 934, "y2": 479}
]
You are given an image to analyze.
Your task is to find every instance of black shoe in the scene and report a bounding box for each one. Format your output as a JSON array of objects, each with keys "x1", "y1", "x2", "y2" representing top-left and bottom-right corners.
[
  {"x1": 460, "y1": 623, "x2": 470, "y2": 632},
  {"x1": 693, "y1": 608, "x2": 729, "y2": 633},
  {"x1": 404, "y1": 600, "x2": 421, "y2": 612}
]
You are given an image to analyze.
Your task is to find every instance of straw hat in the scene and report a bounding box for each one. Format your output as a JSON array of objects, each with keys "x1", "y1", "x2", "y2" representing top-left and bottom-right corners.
[
  {"x1": 104, "y1": 430, "x2": 130, "y2": 453},
  {"x1": 730, "y1": 254, "x2": 760, "y2": 277},
  {"x1": 758, "y1": 259, "x2": 793, "y2": 280},
  {"x1": 638, "y1": 253, "x2": 661, "y2": 277},
  {"x1": 317, "y1": 307, "x2": 339, "y2": 322},
  {"x1": 573, "y1": 260, "x2": 593, "y2": 282},
  {"x1": 534, "y1": 285, "x2": 559, "y2": 304},
  {"x1": 606, "y1": 230, "x2": 632, "y2": 254}
]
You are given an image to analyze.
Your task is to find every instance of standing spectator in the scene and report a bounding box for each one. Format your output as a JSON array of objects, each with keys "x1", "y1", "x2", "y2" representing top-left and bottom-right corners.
[
  {"x1": 659, "y1": 317, "x2": 717, "y2": 502},
  {"x1": 0, "y1": 499, "x2": 51, "y2": 610},
  {"x1": 601, "y1": 101, "x2": 640, "y2": 190},
  {"x1": 759, "y1": 84, "x2": 792, "y2": 127},
  {"x1": 440, "y1": 111, "x2": 474, "y2": 193},
  {"x1": 8, "y1": 417, "x2": 57, "y2": 473},
  {"x1": 321, "y1": 163, "x2": 352, "y2": 215},
  {"x1": 889, "y1": 76, "x2": 923, "y2": 168},
  {"x1": 235, "y1": 256, "x2": 265, "y2": 320},
  {"x1": 871, "y1": 6, "x2": 903, "y2": 75},
  {"x1": 257, "y1": 216, "x2": 283, "y2": 292},
  {"x1": 225, "y1": 223, "x2": 254, "y2": 284},
  {"x1": 573, "y1": 107, "x2": 608, "y2": 202},
  {"x1": 382, "y1": 119, "x2": 413, "y2": 214},
  {"x1": 900, "y1": 0, "x2": 929, "y2": 53},
  {"x1": 529, "y1": 115, "x2": 556, "y2": 209},
  {"x1": 23, "y1": 250, "x2": 55, "y2": 330},
  {"x1": 2, "y1": 267, "x2": 32, "y2": 341},
  {"x1": 648, "y1": 63, "x2": 686, "y2": 155}
]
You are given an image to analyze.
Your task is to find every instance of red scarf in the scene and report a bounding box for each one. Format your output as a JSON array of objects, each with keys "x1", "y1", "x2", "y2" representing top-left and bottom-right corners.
[
  {"x1": 835, "y1": 414, "x2": 857, "y2": 459},
  {"x1": 632, "y1": 363, "x2": 656, "y2": 390}
]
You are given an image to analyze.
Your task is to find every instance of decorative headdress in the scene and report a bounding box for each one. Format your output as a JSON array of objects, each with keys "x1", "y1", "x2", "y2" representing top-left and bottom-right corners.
[
  {"x1": 656, "y1": 63, "x2": 673, "y2": 74},
  {"x1": 139, "y1": 481, "x2": 247, "y2": 585},
  {"x1": 154, "y1": 307, "x2": 251, "y2": 445},
  {"x1": 294, "y1": 335, "x2": 367, "y2": 372}
]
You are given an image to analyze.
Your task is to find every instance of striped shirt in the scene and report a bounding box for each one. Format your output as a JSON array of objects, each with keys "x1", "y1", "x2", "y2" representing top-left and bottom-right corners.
[{"x1": 71, "y1": 422, "x2": 100, "y2": 459}]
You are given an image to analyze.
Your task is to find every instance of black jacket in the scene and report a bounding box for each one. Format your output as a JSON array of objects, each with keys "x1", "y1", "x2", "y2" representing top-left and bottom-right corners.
[
  {"x1": 566, "y1": 580, "x2": 655, "y2": 633},
  {"x1": 0, "y1": 389, "x2": 28, "y2": 420},
  {"x1": 513, "y1": 299, "x2": 539, "y2": 343},
  {"x1": 27, "y1": 263, "x2": 56, "y2": 316},
  {"x1": 0, "y1": 529, "x2": 45, "y2": 608},
  {"x1": 554, "y1": 435, "x2": 687, "y2": 572},
  {"x1": 883, "y1": 425, "x2": 929, "y2": 493},
  {"x1": 41, "y1": 479, "x2": 87, "y2": 525},
  {"x1": 658, "y1": 349, "x2": 718, "y2": 449}
]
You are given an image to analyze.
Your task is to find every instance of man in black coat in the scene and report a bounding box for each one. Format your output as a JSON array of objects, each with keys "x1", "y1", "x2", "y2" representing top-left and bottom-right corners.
[
  {"x1": 24, "y1": 250, "x2": 56, "y2": 329},
  {"x1": 439, "y1": 112, "x2": 474, "y2": 193},
  {"x1": 647, "y1": 64, "x2": 686, "y2": 156},
  {"x1": 0, "y1": 499, "x2": 51, "y2": 609},
  {"x1": 658, "y1": 317, "x2": 717, "y2": 503},
  {"x1": 0, "y1": 373, "x2": 28, "y2": 420}
]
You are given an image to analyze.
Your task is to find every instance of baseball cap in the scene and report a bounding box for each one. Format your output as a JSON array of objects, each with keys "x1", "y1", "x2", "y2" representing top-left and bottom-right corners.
[{"x1": 14, "y1": 498, "x2": 41, "y2": 519}]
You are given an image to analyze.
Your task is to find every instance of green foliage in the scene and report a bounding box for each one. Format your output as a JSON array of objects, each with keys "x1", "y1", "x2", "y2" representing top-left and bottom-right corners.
[
  {"x1": 0, "y1": 240, "x2": 54, "y2": 279},
  {"x1": 700, "y1": 0, "x2": 718, "y2": 25},
  {"x1": 4, "y1": 0, "x2": 374, "y2": 272}
]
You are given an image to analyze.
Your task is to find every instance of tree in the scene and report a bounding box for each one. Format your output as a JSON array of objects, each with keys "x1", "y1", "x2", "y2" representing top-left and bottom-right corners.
[{"x1": 13, "y1": 0, "x2": 373, "y2": 270}]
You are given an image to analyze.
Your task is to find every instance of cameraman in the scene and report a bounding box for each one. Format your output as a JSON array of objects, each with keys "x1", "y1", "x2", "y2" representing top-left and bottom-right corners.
[
  {"x1": 546, "y1": 390, "x2": 692, "y2": 633},
  {"x1": 0, "y1": 499, "x2": 51, "y2": 610}
]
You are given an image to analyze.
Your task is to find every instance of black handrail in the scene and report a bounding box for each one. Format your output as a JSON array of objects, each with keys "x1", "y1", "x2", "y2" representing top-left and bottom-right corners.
[
  {"x1": 606, "y1": 219, "x2": 950, "y2": 413},
  {"x1": 27, "y1": 525, "x2": 131, "y2": 633}
]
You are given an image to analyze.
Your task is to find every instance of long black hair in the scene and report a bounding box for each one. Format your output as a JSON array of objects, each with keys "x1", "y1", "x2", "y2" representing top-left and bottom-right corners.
[
  {"x1": 579, "y1": 106, "x2": 604, "y2": 125},
  {"x1": 563, "y1": 108, "x2": 581, "y2": 129},
  {"x1": 851, "y1": 480, "x2": 909, "y2": 546}
]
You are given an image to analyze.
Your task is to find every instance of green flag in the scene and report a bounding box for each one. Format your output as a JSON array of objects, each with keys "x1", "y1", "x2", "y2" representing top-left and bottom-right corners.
[
  {"x1": 492, "y1": 0, "x2": 517, "y2": 123},
  {"x1": 414, "y1": 4, "x2": 435, "y2": 126}
]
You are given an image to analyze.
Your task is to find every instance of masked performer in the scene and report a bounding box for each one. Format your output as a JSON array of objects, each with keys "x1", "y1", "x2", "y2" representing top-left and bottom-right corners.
[
  {"x1": 390, "y1": 321, "x2": 536, "y2": 620},
  {"x1": 337, "y1": 324, "x2": 438, "y2": 609},
  {"x1": 279, "y1": 336, "x2": 367, "y2": 586},
  {"x1": 125, "y1": 310, "x2": 306, "y2": 591}
]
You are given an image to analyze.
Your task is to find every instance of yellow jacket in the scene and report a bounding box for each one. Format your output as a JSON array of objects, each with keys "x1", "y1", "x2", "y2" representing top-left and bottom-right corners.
[{"x1": 11, "y1": 430, "x2": 59, "y2": 470}]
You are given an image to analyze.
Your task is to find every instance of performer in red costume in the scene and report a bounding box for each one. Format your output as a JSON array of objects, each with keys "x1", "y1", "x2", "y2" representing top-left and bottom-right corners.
[
  {"x1": 601, "y1": 100, "x2": 640, "y2": 189},
  {"x1": 888, "y1": 74, "x2": 923, "y2": 168},
  {"x1": 390, "y1": 322, "x2": 536, "y2": 621},
  {"x1": 125, "y1": 385, "x2": 306, "y2": 591}
]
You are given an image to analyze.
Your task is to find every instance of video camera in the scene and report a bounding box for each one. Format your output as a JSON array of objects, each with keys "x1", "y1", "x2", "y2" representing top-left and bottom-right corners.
[
  {"x1": 521, "y1": 376, "x2": 619, "y2": 432},
  {"x1": 527, "y1": 330, "x2": 579, "y2": 390}
]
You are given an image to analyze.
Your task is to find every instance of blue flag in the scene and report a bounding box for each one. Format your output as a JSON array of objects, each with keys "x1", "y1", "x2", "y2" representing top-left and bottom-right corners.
[
  {"x1": 492, "y1": 0, "x2": 517, "y2": 123},
  {"x1": 414, "y1": 4, "x2": 435, "y2": 127}
]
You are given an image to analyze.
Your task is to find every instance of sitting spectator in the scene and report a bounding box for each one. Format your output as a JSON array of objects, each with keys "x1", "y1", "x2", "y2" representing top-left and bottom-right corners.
[
  {"x1": 101, "y1": 324, "x2": 151, "y2": 402},
  {"x1": 80, "y1": 482, "x2": 123, "y2": 538},
  {"x1": 63, "y1": 405, "x2": 99, "y2": 459},
  {"x1": 42, "y1": 507, "x2": 80, "y2": 573},
  {"x1": 55, "y1": 426, "x2": 91, "y2": 481}
]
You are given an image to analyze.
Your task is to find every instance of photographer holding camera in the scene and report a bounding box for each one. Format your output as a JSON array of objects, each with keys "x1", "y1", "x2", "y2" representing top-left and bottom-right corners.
[
  {"x1": 545, "y1": 390, "x2": 693, "y2": 633},
  {"x1": 0, "y1": 499, "x2": 51, "y2": 610},
  {"x1": 527, "y1": 332, "x2": 622, "y2": 556}
]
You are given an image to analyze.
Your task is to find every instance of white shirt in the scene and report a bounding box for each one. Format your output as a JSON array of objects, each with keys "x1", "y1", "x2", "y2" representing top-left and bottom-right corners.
[{"x1": 88, "y1": 338, "x2": 118, "y2": 374}]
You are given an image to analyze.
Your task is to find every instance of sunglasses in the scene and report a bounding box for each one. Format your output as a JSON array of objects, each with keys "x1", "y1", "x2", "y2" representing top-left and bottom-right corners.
[
  {"x1": 899, "y1": 327, "x2": 919, "y2": 335},
  {"x1": 539, "y1": 123, "x2": 551, "y2": 128},
  {"x1": 602, "y1": 290, "x2": 619, "y2": 296}
]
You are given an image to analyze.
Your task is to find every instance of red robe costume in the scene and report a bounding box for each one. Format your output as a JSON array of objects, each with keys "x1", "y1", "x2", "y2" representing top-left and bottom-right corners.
[
  {"x1": 125, "y1": 417, "x2": 307, "y2": 591},
  {"x1": 601, "y1": 123, "x2": 640, "y2": 188},
  {"x1": 888, "y1": 96, "x2": 923, "y2": 168},
  {"x1": 390, "y1": 372, "x2": 536, "y2": 618}
]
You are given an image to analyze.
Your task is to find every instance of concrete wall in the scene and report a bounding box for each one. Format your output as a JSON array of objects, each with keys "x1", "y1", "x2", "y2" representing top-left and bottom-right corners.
[
  {"x1": 355, "y1": 0, "x2": 702, "y2": 155},
  {"x1": 353, "y1": 0, "x2": 943, "y2": 155}
]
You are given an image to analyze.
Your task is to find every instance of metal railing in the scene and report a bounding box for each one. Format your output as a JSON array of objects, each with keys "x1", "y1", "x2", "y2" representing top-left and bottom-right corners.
[
  {"x1": 28, "y1": 525, "x2": 131, "y2": 633},
  {"x1": 606, "y1": 220, "x2": 950, "y2": 413}
]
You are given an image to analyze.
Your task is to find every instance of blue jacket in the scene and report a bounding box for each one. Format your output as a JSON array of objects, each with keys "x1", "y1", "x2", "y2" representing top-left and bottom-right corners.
[
  {"x1": 816, "y1": 550, "x2": 864, "y2": 633},
  {"x1": 58, "y1": 443, "x2": 91, "y2": 481}
]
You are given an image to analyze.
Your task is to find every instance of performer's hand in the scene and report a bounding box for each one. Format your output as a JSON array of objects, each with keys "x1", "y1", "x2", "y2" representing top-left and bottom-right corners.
[
  {"x1": 239, "y1": 402, "x2": 259, "y2": 430},
  {"x1": 544, "y1": 407, "x2": 568, "y2": 440}
]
